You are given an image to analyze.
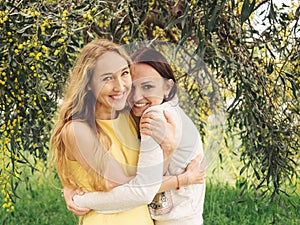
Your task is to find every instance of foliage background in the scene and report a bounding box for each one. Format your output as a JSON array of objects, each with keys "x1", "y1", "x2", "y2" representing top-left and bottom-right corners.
[{"x1": 0, "y1": 0, "x2": 299, "y2": 221}]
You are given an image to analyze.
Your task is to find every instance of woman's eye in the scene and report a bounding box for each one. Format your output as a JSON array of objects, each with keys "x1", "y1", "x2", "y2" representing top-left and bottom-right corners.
[
  {"x1": 103, "y1": 76, "x2": 112, "y2": 81},
  {"x1": 122, "y1": 70, "x2": 130, "y2": 76},
  {"x1": 143, "y1": 85, "x2": 154, "y2": 90}
]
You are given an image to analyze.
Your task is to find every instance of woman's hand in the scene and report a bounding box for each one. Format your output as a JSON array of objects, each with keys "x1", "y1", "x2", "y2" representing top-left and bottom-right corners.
[
  {"x1": 140, "y1": 110, "x2": 177, "y2": 159},
  {"x1": 184, "y1": 154, "x2": 207, "y2": 185},
  {"x1": 62, "y1": 187, "x2": 91, "y2": 216}
]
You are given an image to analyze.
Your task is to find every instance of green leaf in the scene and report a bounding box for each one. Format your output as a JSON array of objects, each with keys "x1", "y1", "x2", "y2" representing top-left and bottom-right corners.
[
  {"x1": 16, "y1": 24, "x2": 33, "y2": 33},
  {"x1": 207, "y1": 4, "x2": 219, "y2": 32},
  {"x1": 268, "y1": 1, "x2": 277, "y2": 22},
  {"x1": 241, "y1": 0, "x2": 256, "y2": 25}
]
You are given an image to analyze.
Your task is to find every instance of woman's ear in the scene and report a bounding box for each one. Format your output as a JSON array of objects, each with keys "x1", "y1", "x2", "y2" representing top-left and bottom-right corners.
[{"x1": 165, "y1": 79, "x2": 174, "y2": 94}]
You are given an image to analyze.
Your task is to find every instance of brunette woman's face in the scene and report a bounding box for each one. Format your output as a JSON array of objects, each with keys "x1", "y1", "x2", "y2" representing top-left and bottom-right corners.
[
  {"x1": 128, "y1": 63, "x2": 172, "y2": 117},
  {"x1": 89, "y1": 51, "x2": 132, "y2": 118}
]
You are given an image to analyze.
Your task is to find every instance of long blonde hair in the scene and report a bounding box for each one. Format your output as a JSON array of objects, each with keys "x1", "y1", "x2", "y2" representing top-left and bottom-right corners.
[{"x1": 50, "y1": 39, "x2": 131, "y2": 191}]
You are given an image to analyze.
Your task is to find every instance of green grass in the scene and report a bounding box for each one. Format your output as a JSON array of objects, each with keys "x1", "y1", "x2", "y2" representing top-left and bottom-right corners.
[
  {"x1": 1, "y1": 179, "x2": 78, "y2": 225},
  {"x1": 204, "y1": 181, "x2": 300, "y2": 225},
  {"x1": 1, "y1": 177, "x2": 299, "y2": 225}
]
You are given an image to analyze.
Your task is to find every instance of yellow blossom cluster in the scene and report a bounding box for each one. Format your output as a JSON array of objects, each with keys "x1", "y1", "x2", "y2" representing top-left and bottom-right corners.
[
  {"x1": 83, "y1": 7, "x2": 96, "y2": 21},
  {"x1": 122, "y1": 25, "x2": 131, "y2": 44},
  {"x1": 0, "y1": 136, "x2": 19, "y2": 212},
  {"x1": 152, "y1": 25, "x2": 170, "y2": 41},
  {"x1": 0, "y1": 10, "x2": 9, "y2": 24}
]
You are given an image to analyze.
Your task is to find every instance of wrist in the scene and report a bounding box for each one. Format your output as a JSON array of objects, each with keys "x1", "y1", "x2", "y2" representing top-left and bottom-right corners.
[
  {"x1": 175, "y1": 175, "x2": 180, "y2": 190},
  {"x1": 178, "y1": 173, "x2": 189, "y2": 187},
  {"x1": 161, "y1": 141, "x2": 176, "y2": 159},
  {"x1": 161, "y1": 142, "x2": 171, "y2": 156}
]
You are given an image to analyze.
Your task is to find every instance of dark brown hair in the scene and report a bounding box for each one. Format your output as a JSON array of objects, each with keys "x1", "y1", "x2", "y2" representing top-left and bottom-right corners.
[{"x1": 130, "y1": 47, "x2": 177, "y2": 102}]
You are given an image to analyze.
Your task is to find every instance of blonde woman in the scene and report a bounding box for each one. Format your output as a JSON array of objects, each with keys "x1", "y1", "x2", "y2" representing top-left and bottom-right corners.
[{"x1": 50, "y1": 39, "x2": 166, "y2": 225}]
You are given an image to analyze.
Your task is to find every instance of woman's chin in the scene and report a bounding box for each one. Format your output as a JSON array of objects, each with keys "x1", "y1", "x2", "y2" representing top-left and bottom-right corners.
[
  {"x1": 112, "y1": 102, "x2": 127, "y2": 111},
  {"x1": 132, "y1": 108, "x2": 145, "y2": 117}
]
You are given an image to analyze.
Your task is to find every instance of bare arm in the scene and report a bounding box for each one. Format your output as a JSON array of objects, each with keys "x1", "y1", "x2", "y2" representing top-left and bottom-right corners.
[
  {"x1": 158, "y1": 154, "x2": 206, "y2": 192},
  {"x1": 62, "y1": 121, "x2": 131, "y2": 187},
  {"x1": 61, "y1": 121, "x2": 133, "y2": 215}
]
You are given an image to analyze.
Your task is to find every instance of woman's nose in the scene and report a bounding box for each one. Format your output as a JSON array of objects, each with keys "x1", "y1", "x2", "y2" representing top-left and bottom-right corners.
[
  {"x1": 113, "y1": 78, "x2": 125, "y2": 92},
  {"x1": 133, "y1": 87, "x2": 143, "y2": 102}
]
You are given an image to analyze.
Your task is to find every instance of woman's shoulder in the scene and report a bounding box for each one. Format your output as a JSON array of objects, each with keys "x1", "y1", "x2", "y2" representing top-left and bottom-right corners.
[
  {"x1": 61, "y1": 120, "x2": 88, "y2": 133},
  {"x1": 61, "y1": 120, "x2": 94, "y2": 143},
  {"x1": 61, "y1": 121, "x2": 98, "y2": 160}
]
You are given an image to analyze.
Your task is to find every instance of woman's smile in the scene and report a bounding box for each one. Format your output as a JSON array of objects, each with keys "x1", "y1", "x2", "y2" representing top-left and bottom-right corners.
[
  {"x1": 134, "y1": 102, "x2": 148, "y2": 107},
  {"x1": 110, "y1": 92, "x2": 126, "y2": 100}
]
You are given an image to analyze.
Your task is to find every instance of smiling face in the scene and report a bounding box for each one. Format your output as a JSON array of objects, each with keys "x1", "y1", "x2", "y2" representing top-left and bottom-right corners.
[
  {"x1": 89, "y1": 51, "x2": 132, "y2": 119},
  {"x1": 129, "y1": 63, "x2": 173, "y2": 117}
]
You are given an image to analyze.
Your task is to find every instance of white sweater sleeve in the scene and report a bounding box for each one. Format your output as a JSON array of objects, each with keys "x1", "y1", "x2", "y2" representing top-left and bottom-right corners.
[{"x1": 73, "y1": 129, "x2": 164, "y2": 213}]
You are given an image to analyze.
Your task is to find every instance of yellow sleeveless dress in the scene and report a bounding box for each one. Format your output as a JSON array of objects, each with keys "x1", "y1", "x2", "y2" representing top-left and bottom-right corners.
[{"x1": 66, "y1": 112, "x2": 154, "y2": 225}]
